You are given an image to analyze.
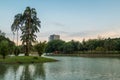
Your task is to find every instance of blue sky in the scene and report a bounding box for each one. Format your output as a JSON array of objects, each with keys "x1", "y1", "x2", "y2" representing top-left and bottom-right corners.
[{"x1": 0, "y1": 0, "x2": 120, "y2": 43}]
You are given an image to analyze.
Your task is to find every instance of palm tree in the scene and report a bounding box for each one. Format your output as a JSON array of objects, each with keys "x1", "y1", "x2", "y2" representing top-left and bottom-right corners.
[
  {"x1": 11, "y1": 6, "x2": 41, "y2": 56},
  {"x1": 11, "y1": 14, "x2": 22, "y2": 46}
]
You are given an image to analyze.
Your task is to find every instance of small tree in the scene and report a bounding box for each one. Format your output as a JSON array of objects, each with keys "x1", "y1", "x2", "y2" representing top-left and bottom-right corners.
[
  {"x1": 0, "y1": 40, "x2": 9, "y2": 59},
  {"x1": 34, "y1": 41, "x2": 46, "y2": 56},
  {"x1": 14, "y1": 46, "x2": 20, "y2": 56}
]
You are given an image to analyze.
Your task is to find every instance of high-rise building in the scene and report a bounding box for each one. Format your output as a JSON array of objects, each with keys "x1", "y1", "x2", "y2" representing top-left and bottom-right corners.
[{"x1": 49, "y1": 34, "x2": 60, "y2": 41}]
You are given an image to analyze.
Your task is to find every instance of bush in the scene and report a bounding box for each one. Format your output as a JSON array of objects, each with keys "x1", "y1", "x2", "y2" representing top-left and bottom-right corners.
[
  {"x1": 34, "y1": 41, "x2": 46, "y2": 56},
  {"x1": 96, "y1": 47, "x2": 105, "y2": 51},
  {"x1": 0, "y1": 40, "x2": 9, "y2": 59}
]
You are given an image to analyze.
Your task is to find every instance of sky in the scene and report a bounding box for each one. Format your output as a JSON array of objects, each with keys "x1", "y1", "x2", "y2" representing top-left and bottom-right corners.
[{"x1": 0, "y1": 0, "x2": 120, "y2": 44}]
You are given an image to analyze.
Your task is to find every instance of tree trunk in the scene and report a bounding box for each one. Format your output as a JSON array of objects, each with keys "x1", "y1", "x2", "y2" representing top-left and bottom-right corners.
[
  {"x1": 13, "y1": 33, "x2": 15, "y2": 42},
  {"x1": 3, "y1": 54, "x2": 5, "y2": 59},
  {"x1": 17, "y1": 30, "x2": 18, "y2": 46},
  {"x1": 25, "y1": 18, "x2": 30, "y2": 56},
  {"x1": 25, "y1": 43, "x2": 29, "y2": 56}
]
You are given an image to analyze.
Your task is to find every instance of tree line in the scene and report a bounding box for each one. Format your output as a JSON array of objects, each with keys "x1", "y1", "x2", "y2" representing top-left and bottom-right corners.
[
  {"x1": 1, "y1": 6, "x2": 120, "y2": 58},
  {"x1": 1, "y1": 30, "x2": 120, "y2": 59},
  {"x1": 45, "y1": 38, "x2": 120, "y2": 54}
]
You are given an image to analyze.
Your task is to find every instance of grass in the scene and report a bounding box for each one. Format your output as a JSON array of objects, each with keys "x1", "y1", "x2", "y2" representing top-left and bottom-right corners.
[{"x1": 0, "y1": 56, "x2": 57, "y2": 64}]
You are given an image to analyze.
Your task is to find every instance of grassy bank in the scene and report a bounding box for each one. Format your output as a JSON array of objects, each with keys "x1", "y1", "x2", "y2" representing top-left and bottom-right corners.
[{"x1": 0, "y1": 56, "x2": 57, "y2": 64}]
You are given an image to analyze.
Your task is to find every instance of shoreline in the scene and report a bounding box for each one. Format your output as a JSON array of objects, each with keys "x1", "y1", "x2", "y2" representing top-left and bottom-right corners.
[
  {"x1": 0, "y1": 56, "x2": 57, "y2": 64},
  {"x1": 46, "y1": 53, "x2": 120, "y2": 57}
]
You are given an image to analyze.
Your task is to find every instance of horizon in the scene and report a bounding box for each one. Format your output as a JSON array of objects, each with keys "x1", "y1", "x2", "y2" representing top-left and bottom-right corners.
[{"x1": 0, "y1": 0, "x2": 120, "y2": 44}]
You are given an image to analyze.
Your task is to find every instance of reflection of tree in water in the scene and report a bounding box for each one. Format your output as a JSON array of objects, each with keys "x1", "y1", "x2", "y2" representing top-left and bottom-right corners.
[
  {"x1": 20, "y1": 64, "x2": 33, "y2": 80},
  {"x1": 0, "y1": 63, "x2": 46, "y2": 80},
  {"x1": 33, "y1": 63, "x2": 45, "y2": 80},
  {"x1": 0, "y1": 64, "x2": 7, "y2": 79},
  {"x1": 12, "y1": 64, "x2": 20, "y2": 80},
  {"x1": 0, "y1": 64, "x2": 19, "y2": 80},
  {"x1": 20, "y1": 63, "x2": 45, "y2": 80}
]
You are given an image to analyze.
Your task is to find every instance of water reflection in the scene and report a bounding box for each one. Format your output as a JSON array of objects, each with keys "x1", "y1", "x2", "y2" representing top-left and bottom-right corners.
[
  {"x1": 1, "y1": 57, "x2": 120, "y2": 80},
  {"x1": 0, "y1": 64, "x2": 7, "y2": 79},
  {"x1": 44, "y1": 57, "x2": 120, "y2": 80},
  {"x1": 0, "y1": 63, "x2": 45, "y2": 80}
]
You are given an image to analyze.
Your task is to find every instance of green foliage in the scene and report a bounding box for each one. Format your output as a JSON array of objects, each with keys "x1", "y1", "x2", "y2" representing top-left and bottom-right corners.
[
  {"x1": 70, "y1": 40, "x2": 81, "y2": 51},
  {"x1": 95, "y1": 47, "x2": 105, "y2": 51},
  {"x1": 34, "y1": 41, "x2": 46, "y2": 56},
  {"x1": 0, "y1": 56, "x2": 57, "y2": 63},
  {"x1": 0, "y1": 30, "x2": 5, "y2": 36},
  {"x1": 44, "y1": 38, "x2": 120, "y2": 54},
  {"x1": 0, "y1": 40, "x2": 9, "y2": 59},
  {"x1": 14, "y1": 46, "x2": 20, "y2": 56},
  {"x1": 63, "y1": 42, "x2": 74, "y2": 54},
  {"x1": 11, "y1": 6, "x2": 41, "y2": 56},
  {"x1": 45, "y1": 40, "x2": 65, "y2": 53},
  {"x1": 0, "y1": 31, "x2": 15, "y2": 58}
]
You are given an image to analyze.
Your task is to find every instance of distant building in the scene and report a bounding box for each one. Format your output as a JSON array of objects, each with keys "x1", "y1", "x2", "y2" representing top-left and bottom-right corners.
[{"x1": 49, "y1": 34, "x2": 60, "y2": 41}]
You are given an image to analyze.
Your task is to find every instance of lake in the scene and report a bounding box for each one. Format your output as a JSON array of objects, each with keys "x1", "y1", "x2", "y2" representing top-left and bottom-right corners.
[{"x1": 0, "y1": 56, "x2": 120, "y2": 80}]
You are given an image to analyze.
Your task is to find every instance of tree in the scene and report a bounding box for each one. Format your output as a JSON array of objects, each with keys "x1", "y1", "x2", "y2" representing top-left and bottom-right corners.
[
  {"x1": 82, "y1": 39, "x2": 87, "y2": 51},
  {"x1": 34, "y1": 41, "x2": 46, "y2": 56},
  {"x1": 104, "y1": 38, "x2": 115, "y2": 51},
  {"x1": 45, "y1": 40, "x2": 65, "y2": 53},
  {"x1": 14, "y1": 46, "x2": 20, "y2": 56},
  {"x1": 11, "y1": 7, "x2": 41, "y2": 56},
  {"x1": 11, "y1": 14, "x2": 22, "y2": 46},
  {"x1": 70, "y1": 40, "x2": 80, "y2": 51},
  {"x1": 63, "y1": 42, "x2": 74, "y2": 54},
  {"x1": 0, "y1": 31, "x2": 15, "y2": 56},
  {"x1": 0, "y1": 40, "x2": 9, "y2": 59}
]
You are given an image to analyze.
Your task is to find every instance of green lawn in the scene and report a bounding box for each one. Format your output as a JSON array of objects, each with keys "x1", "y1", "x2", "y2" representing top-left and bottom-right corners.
[{"x1": 0, "y1": 56, "x2": 57, "y2": 64}]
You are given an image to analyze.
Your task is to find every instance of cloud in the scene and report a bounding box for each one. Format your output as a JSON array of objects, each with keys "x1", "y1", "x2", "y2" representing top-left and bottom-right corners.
[
  {"x1": 57, "y1": 30, "x2": 120, "y2": 41},
  {"x1": 5, "y1": 29, "x2": 120, "y2": 45},
  {"x1": 52, "y1": 22, "x2": 65, "y2": 27}
]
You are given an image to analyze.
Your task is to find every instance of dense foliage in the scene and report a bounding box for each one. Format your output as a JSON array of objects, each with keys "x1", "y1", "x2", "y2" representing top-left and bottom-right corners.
[
  {"x1": 34, "y1": 41, "x2": 46, "y2": 56},
  {"x1": 0, "y1": 31, "x2": 15, "y2": 59},
  {"x1": 14, "y1": 46, "x2": 20, "y2": 56},
  {"x1": 45, "y1": 38, "x2": 120, "y2": 54},
  {"x1": 45, "y1": 40, "x2": 65, "y2": 53}
]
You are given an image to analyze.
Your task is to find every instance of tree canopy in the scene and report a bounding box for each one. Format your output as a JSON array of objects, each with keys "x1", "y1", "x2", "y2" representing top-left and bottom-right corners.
[
  {"x1": 11, "y1": 6, "x2": 41, "y2": 56},
  {"x1": 45, "y1": 38, "x2": 120, "y2": 54},
  {"x1": 0, "y1": 30, "x2": 15, "y2": 58}
]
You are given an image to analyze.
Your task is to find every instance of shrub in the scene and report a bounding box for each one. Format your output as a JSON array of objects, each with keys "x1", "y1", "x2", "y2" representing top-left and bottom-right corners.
[{"x1": 0, "y1": 40, "x2": 9, "y2": 59}]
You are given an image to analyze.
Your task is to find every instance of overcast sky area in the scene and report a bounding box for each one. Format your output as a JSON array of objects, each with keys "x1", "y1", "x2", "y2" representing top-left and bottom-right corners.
[{"x1": 0, "y1": 0, "x2": 120, "y2": 44}]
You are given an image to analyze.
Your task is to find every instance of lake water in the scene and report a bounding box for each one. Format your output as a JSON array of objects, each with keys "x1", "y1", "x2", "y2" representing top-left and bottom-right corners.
[{"x1": 0, "y1": 56, "x2": 120, "y2": 80}]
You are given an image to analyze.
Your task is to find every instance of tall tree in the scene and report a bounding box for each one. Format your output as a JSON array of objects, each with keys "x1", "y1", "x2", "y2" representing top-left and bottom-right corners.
[{"x1": 11, "y1": 7, "x2": 41, "y2": 56}]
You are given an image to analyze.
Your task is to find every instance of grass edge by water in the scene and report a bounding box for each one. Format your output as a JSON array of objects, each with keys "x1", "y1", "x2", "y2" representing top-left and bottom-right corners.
[{"x1": 0, "y1": 56, "x2": 58, "y2": 64}]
